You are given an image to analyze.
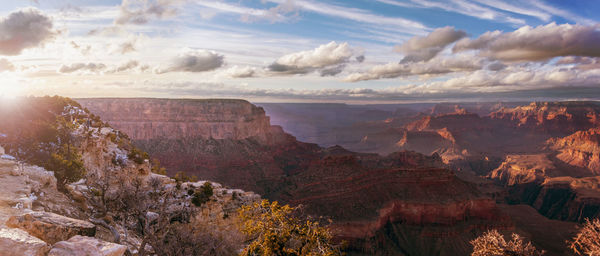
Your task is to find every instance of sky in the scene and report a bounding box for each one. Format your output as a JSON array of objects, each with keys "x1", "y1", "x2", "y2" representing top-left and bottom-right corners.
[{"x1": 0, "y1": 0, "x2": 599, "y2": 103}]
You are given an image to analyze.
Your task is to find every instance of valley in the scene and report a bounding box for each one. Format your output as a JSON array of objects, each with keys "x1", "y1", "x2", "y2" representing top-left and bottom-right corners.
[{"x1": 78, "y1": 98, "x2": 600, "y2": 255}]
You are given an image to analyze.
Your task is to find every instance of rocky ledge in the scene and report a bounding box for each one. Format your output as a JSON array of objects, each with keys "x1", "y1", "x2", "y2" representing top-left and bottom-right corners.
[
  {"x1": 547, "y1": 127, "x2": 600, "y2": 174},
  {"x1": 77, "y1": 98, "x2": 282, "y2": 143},
  {"x1": 6, "y1": 212, "x2": 96, "y2": 244}
]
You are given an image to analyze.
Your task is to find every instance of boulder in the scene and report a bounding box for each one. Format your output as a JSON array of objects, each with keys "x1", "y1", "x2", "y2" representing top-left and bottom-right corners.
[
  {"x1": 6, "y1": 211, "x2": 96, "y2": 244},
  {"x1": 48, "y1": 235, "x2": 127, "y2": 256},
  {"x1": 0, "y1": 228, "x2": 50, "y2": 256}
]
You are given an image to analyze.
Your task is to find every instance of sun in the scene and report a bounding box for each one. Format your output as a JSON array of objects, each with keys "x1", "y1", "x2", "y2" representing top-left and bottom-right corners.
[{"x1": 0, "y1": 73, "x2": 23, "y2": 99}]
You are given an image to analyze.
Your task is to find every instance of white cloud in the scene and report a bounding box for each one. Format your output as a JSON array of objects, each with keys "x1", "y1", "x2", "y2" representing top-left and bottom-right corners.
[
  {"x1": 378, "y1": 0, "x2": 526, "y2": 25},
  {"x1": 59, "y1": 63, "x2": 107, "y2": 73},
  {"x1": 264, "y1": 0, "x2": 428, "y2": 35},
  {"x1": 345, "y1": 54, "x2": 484, "y2": 82},
  {"x1": 108, "y1": 60, "x2": 140, "y2": 73},
  {"x1": 0, "y1": 59, "x2": 15, "y2": 72},
  {"x1": 556, "y1": 56, "x2": 600, "y2": 70},
  {"x1": 193, "y1": 0, "x2": 296, "y2": 23},
  {"x1": 0, "y1": 8, "x2": 57, "y2": 55},
  {"x1": 268, "y1": 41, "x2": 357, "y2": 75},
  {"x1": 453, "y1": 23, "x2": 600, "y2": 62},
  {"x1": 529, "y1": 0, "x2": 597, "y2": 25},
  {"x1": 70, "y1": 41, "x2": 92, "y2": 55},
  {"x1": 473, "y1": 0, "x2": 551, "y2": 22},
  {"x1": 115, "y1": 0, "x2": 181, "y2": 25},
  {"x1": 221, "y1": 65, "x2": 258, "y2": 78},
  {"x1": 395, "y1": 26, "x2": 466, "y2": 63},
  {"x1": 155, "y1": 50, "x2": 224, "y2": 74}
]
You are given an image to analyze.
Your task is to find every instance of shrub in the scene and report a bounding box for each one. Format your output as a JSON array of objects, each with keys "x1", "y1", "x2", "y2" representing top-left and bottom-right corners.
[
  {"x1": 127, "y1": 147, "x2": 148, "y2": 165},
  {"x1": 570, "y1": 218, "x2": 600, "y2": 255},
  {"x1": 151, "y1": 158, "x2": 168, "y2": 175},
  {"x1": 174, "y1": 171, "x2": 198, "y2": 183},
  {"x1": 470, "y1": 230, "x2": 544, "y2": 256},
  {"x1": 47, "y1": 146, "x2": 85, "y2": 188},
  {"x1": 192, "y1": 182, "x2": 213, "y2": 207},
  {"x1": 238, "y1": 199, "x2": 343, "y2": 256}
]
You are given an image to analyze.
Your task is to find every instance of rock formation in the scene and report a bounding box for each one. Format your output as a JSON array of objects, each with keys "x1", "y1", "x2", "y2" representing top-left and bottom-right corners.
[
  {"x1": 547, "y1": 128, "x2": 600, "y2": 174},
  {"x1": 78, "y1": 98, "x2": 283, "y2": 143},
  {"x1": 0, "y1": 228, "x2": 51, "y2": 256},
  {"x1": 489, "y1": 153, "x2": 600, "y2": 222},
  {"x1": 490, "y1": 101, "x2": 600, "y2": 136},
  {"x1": 47, "y1": 235, "x2": 127, "y2": 256},
  {"x1": 6, "y1": 212, "x2": 96, "y2": 244},
  {"x1": 78, "y1": 98, "x2": 513, "y2": 255}
]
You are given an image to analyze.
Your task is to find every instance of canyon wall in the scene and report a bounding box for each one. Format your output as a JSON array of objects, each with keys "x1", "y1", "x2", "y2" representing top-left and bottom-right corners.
[
  {"x1": 78, "y1": 98, "x2": 282, "y2": 143},
  {"x1": 547, "y1": 128, "x2": 600, "y2": 174},
  {"x1": 78, "y1": 98, "x2": 511, "y2": 255}
]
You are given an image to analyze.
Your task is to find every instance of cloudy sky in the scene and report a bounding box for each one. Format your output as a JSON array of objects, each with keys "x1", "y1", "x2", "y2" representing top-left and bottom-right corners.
[{"x1": 1, "y1": 0, "x2": 599, "y2": 103}]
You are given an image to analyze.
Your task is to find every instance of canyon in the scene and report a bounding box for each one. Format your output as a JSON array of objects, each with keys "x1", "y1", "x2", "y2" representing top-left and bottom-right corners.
[{"x1": 78, "y1": 98, "x2": 600, "y2": 255}]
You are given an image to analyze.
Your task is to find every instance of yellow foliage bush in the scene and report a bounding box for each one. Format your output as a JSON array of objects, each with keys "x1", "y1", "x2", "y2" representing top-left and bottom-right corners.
[{"x1": 238, "y1": 199, "x2": 343, "y2": 256}]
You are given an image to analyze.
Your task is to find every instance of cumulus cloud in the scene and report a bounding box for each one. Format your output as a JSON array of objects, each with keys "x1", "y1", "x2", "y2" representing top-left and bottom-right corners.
[
  {"x1": 453, "y1": 23, "x2": 600, "y2": 62},
  {"x1": 88, "y1": 26, "x2": 128, "y2": 36},
  {"x1": 221, "y1": 65, "x2": 257, "y2": 78},
  {"x1": 116, "y1": 40, "x2": 136, "y2": 54},
  {"x1": 0, "y1": 8, "x2": 57, "y2": 55},
  {"x1": 70, "y1": 41, "x2": 92, "y2": 55},
  {"x1": 395, "y1": 26, "x2": 466, "y2": 63},
  {"x1": 115, "y1": 0, "x2": 181, "y2": 25},
  {"x1": 487, "y1": 61, "x2": 507, "y2": 71},
  {"x1": 109, "y1": 35, "x2": 146, "y2": 55},
  {"x1": 557, "y1": 56, "x2": 600, "y2": 70},
  {"x1": 345, "y1": 54, "x2": 484, "y2": 82},
  {"x1": 155, "y1": 50, "x2": 224, "y2": 74},
  {"x1": 319, "y1": 65, "x2": 346, "y2": 77},
  {"x1": 268, "y1": 41, "x2": 358, "y2": 75},
  {"x1": 0, "y1": 59, "x2": 15, "y2": 72},
  {"x1": 107, "y1": 60, "x2": 140, "y2": 73},
  {"x1": 59, "y1": 63, "x2": 107, "y2": 73}
]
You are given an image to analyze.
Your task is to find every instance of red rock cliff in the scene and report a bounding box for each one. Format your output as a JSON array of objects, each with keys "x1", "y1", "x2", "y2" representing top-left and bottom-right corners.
[
  {"x1": 77, "y1": 98, "x2": 282, "y2": 143},
  {"x1": 547, "y1": 128, "x2": 600, "y2": 174},
  {"x1": 490, "y1": 102, "x2": 600, "y2": 135},
  {"x1": 77, "y1": 98, "x2": 507, "y2": 255}
]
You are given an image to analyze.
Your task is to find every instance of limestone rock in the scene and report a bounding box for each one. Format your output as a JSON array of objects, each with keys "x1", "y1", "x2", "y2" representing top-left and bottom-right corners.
[
  {"x1": 490, "y1": 101, "x2": 600, "y2": 135},
  {"x1": 6, "y1": 211, "x2": 96, "y2": 244},
  {"x1": 78, "y1": 98, "x2": 277, "y2": 142},
  {"x1": 488, "y1": 154, "x2": 556, "y2": 186},
  {"x1": 0, "y1": 228, "x2": 50, "y2": 256},
  {"x1": 48, "y1": 235, "x2": 127, "y2": 256},
  {"x1": 547, "y1": 128, "x2": 600, "y2": 174}
]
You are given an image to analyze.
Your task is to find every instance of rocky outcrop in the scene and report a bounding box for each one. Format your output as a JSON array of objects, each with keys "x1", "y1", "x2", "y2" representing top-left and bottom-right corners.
[
  {"x1": 77, "y1": 98, "x2": 283, "y2": 144},
  {"x1": 357, "y1": 128, "x2": 457, "y2": 157},
  {"x1": 6, "y1": 211, "x2": 96, "y2": 244},
  {"x1": 0, "y1": 158, "x2": 84, "y2": 227},
  {"x1": 488, "y1": 154, "x2": 557, "y2": 186},
  {"x1": 0, "y1": 228, "x2": 50, "y2": 256},
  {"x1": 48, "y1": 235, "x2": 127, "y2": 256},
  {"x1": 489, "y1": 154, "x2": 600, "y2": 222},
  {"x1": 547, "y1": 128, "x2": 600, "y2": 174},
  {"x1": 490, "y1": 101, "x2": 600, "y2": 136}
]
